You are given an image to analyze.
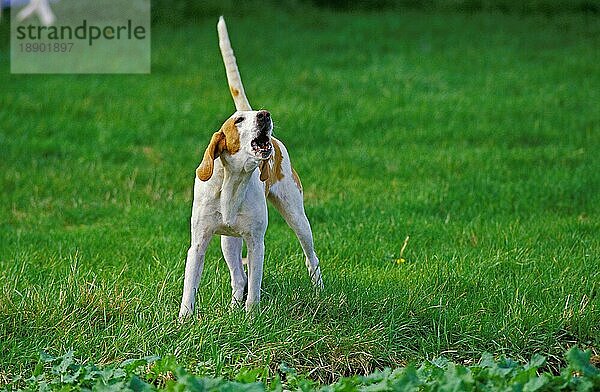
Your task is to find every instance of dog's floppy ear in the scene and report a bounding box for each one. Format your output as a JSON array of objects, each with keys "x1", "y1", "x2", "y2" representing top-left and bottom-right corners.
[
  {"x1": 196, "y1": 131, "x2": 226, "y2": 181},
  {"x1": 196, "y1": 118, "x2": 240, "y2": 181},
  {"x1": 259, "y1": 160, "x2": 270, "y2": 182}
]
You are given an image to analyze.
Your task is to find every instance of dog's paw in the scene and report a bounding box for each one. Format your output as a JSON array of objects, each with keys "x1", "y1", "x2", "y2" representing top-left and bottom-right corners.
[
  {"x1": 230, "y1": 298, "x2": 245, "y2": 310},
  {"x1": 178, "y1": 307, "x2": 194, "y2": 323},
  {"x1": 245, "y1": 301, "x2": 261, "y2": 314},
  {"x1": 315, "y1": 280, "x2": 324, "y2": 292},
  {"x1": 311, "y1": 273, "x2": 324, "y2": 292}
]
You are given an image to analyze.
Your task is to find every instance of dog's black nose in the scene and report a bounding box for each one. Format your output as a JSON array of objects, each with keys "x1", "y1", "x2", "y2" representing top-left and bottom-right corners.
[{"x1": 257, "y1": 110, "x2": 270, "y2": 122}]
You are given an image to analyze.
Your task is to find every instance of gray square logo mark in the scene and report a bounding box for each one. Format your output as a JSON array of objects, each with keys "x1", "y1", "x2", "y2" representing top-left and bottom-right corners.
[{"x1": 10, "y1": 0, "x2": 150, "y2": 74}]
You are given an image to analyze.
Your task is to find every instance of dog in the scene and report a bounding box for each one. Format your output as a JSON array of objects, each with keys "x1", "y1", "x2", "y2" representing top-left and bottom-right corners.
[{"x1": 178, "y1": 17, "x2": 323, "y2": 318}]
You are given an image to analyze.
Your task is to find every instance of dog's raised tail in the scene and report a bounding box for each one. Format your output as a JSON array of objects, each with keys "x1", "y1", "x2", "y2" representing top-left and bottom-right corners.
[{"x1": 217, "y1": 16, "x2": 252, "y2": 111}]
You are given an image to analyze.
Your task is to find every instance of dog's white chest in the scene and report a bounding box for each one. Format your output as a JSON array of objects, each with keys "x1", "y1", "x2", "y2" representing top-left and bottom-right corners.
[{"x1": 192, "y1": 166, "x2": 268, "y2": 238}]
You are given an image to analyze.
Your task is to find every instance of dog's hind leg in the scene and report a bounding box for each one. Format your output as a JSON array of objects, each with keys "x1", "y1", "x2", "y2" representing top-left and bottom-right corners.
[
  {"x1": 179, "y1": 230, "x2": 212, "y2": 320},
  {"x1": 268, "y1": 181, "x2": 324, "y2": 290},
  {"x1": 221, "y1": 235, "x2": 247, "y2": 307}
]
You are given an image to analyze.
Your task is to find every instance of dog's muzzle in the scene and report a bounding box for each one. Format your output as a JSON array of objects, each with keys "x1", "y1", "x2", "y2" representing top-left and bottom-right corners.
[{"x1": 252, "y1": 110, "x2": 273, "y2": 159}]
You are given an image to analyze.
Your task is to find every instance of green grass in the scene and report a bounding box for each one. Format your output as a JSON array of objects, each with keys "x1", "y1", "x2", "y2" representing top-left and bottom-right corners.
[{"x1": 1, "y1": 7, "x2": 599, "y2": 384}]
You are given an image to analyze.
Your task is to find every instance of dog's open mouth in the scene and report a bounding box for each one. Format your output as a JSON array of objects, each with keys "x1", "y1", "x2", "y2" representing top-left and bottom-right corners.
[{"x1": 251, "y1": 134, "x2": 272, "y2": 159}]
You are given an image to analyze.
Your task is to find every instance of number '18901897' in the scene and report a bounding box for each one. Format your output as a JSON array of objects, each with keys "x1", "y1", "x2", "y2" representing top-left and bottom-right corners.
[{"x1": 19, "y1": 43, "x2": 74, "y2": 52}]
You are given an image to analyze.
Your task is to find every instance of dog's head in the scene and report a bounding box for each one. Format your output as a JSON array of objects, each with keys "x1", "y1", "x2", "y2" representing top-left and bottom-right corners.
[{"x1": 196, "y1": 110, "x2": 273, "y2": 181}]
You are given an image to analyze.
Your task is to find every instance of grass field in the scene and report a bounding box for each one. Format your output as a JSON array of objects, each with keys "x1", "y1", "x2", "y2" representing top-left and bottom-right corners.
[{"x1": 1, "y1": 7, "x2": 599, "y2": 384}]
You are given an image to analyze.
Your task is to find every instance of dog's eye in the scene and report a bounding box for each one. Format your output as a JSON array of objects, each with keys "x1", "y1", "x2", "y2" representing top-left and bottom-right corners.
[{"x1": 234, "y1": 117, "x2": 245, "y2": 124}]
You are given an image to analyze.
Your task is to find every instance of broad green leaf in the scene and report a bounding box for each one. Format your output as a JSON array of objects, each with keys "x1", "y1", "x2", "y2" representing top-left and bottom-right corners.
[
  {"x1": 128, "y1": 374, "x2": 154, "y2": 392},
  {"x1": 523, "y1": 374, "x2": 550, "y2": 392},
  {"x1": 566, "y1": 348, "x2": 599, "y2": 377}
]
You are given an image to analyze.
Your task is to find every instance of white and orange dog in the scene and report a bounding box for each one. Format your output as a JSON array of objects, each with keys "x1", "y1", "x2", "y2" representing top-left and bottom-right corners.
[{"x1": 179, "y1": 17, "x2": 323, "y2": 318}]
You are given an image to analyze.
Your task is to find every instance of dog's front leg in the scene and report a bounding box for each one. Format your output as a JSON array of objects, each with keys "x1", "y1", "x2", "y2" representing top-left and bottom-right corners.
[
  {"x1": 244, "y1": 235, "x2": 265, "y2": 311},
  {"x1": 179, "y1": 231, "x2": 212, "y2": 320},
  {"x1": 221, "y1": 236, "x2": 247, "y2": 307}
]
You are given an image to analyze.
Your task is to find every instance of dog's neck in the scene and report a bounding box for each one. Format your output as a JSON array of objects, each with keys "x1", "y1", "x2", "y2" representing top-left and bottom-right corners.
[{"x1": 219, "y1": 155, "x2": 260, "y2": 226}]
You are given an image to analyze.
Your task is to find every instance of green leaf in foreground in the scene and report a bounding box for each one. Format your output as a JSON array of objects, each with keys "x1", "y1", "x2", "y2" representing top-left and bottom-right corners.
[{"x1": 10, "y1": 348, "x2": 600, "y2": 391}]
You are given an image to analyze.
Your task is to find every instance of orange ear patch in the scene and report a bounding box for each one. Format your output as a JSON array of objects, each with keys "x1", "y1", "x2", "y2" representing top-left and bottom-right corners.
[
  {"x1": 230, "y1": 86, "x2": 240, "y2": 97},
  {"x1": 196, "y1": 117, "x2": 241, "y2": 181},
  {"x1": 261, "y1": 138, "x2": 303, "y2": 196},
  {"x1": 259, "y1": 160, "x2": 270, "y2": 182},
  {"x1": 220, "y1": 117, "x2": 241, "y2": 154},
  {"x1": 197, "y1": 131, "x2": 226, "y2": 181},
  {"x1": 270, "y1": 139, "x2": 285, "y2": 182},
  {"x1": 264, "y1": 138, "x2": 286, "y2": 196}
]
